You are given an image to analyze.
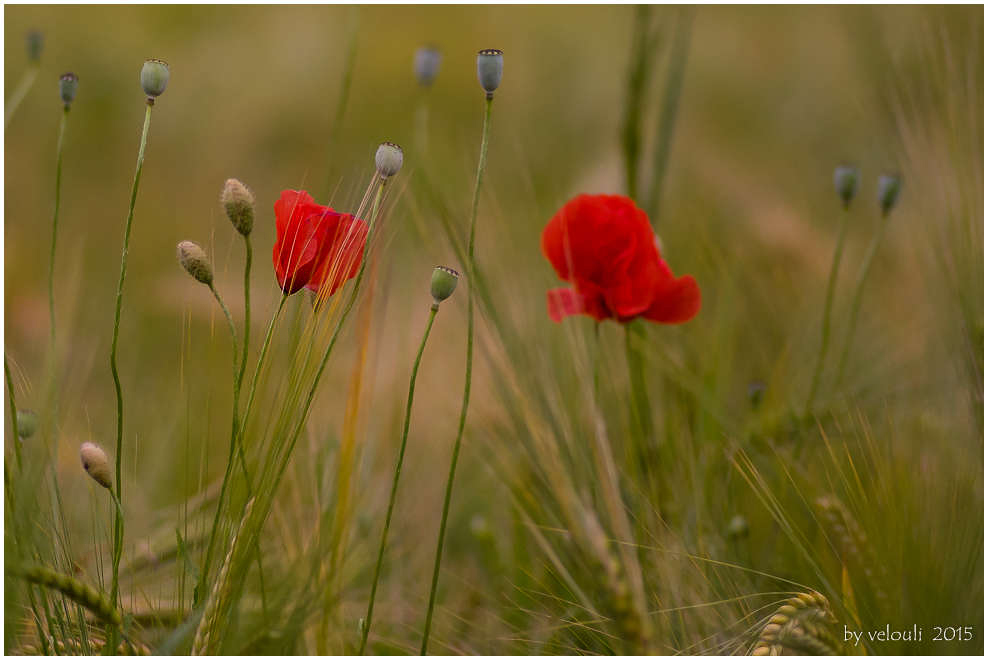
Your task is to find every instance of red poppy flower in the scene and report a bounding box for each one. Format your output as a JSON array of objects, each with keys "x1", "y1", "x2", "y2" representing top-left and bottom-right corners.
[
  {"x1": 272, "y1": 190, "x2": 368, "y2": 295},
  {"x1": 541, "y1": 194, "x2": 700, "y2": 324}
]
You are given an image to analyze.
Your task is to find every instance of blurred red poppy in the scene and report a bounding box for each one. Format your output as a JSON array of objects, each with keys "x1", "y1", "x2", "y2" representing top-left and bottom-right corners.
[
  {"x1": 541, "y1": 194, "x2": 700, "y2": 324},
  {"x1": 272, "y1": 190, "x2": 367, "y2": 295}
]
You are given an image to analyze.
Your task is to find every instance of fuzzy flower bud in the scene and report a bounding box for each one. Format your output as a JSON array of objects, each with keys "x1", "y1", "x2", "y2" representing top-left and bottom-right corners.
[
  {"x1": 221, "y1": 178, "x2": 255, "y2": 236},
  {"x1": 59, "y1": 72, "x2": 79, "y2": 107},
  {"x1": 375, "y1": 142, "x2": 403, "y2": 178},
  {"x1": 80, "y1": 442, "x2": 112, "y2": 489},
  {"x1": 16, "y1": 410, "x2": 38, "y2": 439},
  {"x1": 477, "y1": 48, "x2": 504, "y2": 98},
  {"x1": 140, "y1": 59, "x2": 169, "y2": 99},
  {"x1": 430, "y1": 266, "x2": 459, "y2": 305},
  {"x1": 177, "y1": 241, "x2": 213, "y2": 286},
  {"x1": 833, "y1": 165, "x2": 860, "y2": 208},
  {"x1": 877, "y1": 173, "x2": 902, "y2": 216},
  {"x1": 26, "y1": 31, "x2": 43, "y2": 62},
  {"x1": 414, "y1": 46, "x2": 442, "y2": 86}
]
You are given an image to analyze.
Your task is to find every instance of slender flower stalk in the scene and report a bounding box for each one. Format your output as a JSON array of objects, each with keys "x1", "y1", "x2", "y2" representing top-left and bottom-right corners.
[
  {"x1": 108, "y1": 98, "x2": 156, "y2": 614},
  {"x1": 805, "y1": 166, "x2": 859, "y2": 415},
  {"x1": 4, "y1": 31, "x2": 43, "y2": 129},
  {"x1": 48, "y1": 101, "x2": 71, "y2": 361},
  {"x1": 359, "y1": 279, "x2": 451, "y2": 654},
  {"x1": 421, "y1": 56, "x2": 498, "y2": 653},
  {"x1": 321, "y1": 7, "x2": 360, "y2": 201}
]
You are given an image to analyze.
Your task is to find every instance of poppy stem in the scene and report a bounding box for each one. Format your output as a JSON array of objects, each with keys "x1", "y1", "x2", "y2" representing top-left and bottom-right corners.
[
  {"x1": 805, "y1": 206, "x2": 850, "y2": 417},
  {"x1": 834, "y1": 210, "x2": 892, "y2": 388},
  {"x1": 625, "y1": 321, "x2": 654, "y2": 440},
  {"x1": 108, "y1": 101, "x2": 154, "y2": 621},
  {"x1": 48, "y1": 105, "x2": 69, "y2": 374},
  {"x1": 420, "y1": 94, "x2": 494, "y2": 656},
  {"x1": 359, "y1": 304, "x2": 440, "y2": 655},
  {"x1": 321, "y1": 6, "x2": 359, "y2": 202},
  {"x1": 4, "y1": 61, "x2": 39, "y2": 129}
]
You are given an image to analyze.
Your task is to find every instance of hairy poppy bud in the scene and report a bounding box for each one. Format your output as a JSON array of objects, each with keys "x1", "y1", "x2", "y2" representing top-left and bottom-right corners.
[
  {"x1": 726, "y1": 514, "x2": 749, "y2": 540},
  {"x1": 430, "y1": 266, "x2": 459, "y2": 305},
  {"x1": 80, "y1": 442, "x2": 112, "y2": 489},
  {"x1": 59, "y1": 72, "x2": 79, "y2": 107},
  {"x1": 414, "y1": 46, "x2": 442, "y2": 86},
  {"x1": 221, "y1": 178, "x2": 255, "y2": 236},
  {"x1": 833, "y1": 165, "x2": 860, "y2": 208},
  {"x1": 26, "y1": 31, "x2": 43, "y2": 62},
  {"x1": 477, "y1": 48, "x2": 503, "y2": 98},
  {"x1": 16, "y1": 410, "x2": 38, "y2": 439},
  {"x1": 177, "y1": 241, "x2": 213, "y2": 286},
  {"x1": 140, "y1": 59, "x2": 169, "y2": 99},
  {"x1": 375, "y1": 142, "x2": 403, "y2": 178},
  {"x1": 877, "y1": 173, "x2": 902, "y2": 216}
]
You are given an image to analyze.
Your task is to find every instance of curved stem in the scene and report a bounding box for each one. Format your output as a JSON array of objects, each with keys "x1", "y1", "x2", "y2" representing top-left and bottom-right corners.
[
  {"x1": 359, "y1": 304, "x2": 439, "y2": 655},
  {"x1": 4, "y1": 64, "x2": 39, "y2": 129},
  {"x1": 210, "y1": 283, "x2": 239, "y2": 385},
  {"x1": 805, "y1": 206, "x2": 850, "y2": 417},
  {"x1": 109, "y1": 101, "x2": 153, "y2": 613},
  {"x1": 420, "y1": 95, "x2": 493, "y2": 656},
  {"x1": 834, "y1": 212, "x2": 892, "y2": 387},
  {"x1": 5, "y1": 355, "x2": 22, "y2": 469}
]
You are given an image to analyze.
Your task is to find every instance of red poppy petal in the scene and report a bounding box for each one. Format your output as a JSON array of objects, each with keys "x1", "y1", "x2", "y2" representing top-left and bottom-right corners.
[
  {"x1": 642, "y1": 274, "x2": 701, "y2": 324},
  {"x1": 306, "y1": 215, "x2": 369, "y2": 295},
  {"x1": 546, "y1": 287, "x2": 610, "y2": 322}
]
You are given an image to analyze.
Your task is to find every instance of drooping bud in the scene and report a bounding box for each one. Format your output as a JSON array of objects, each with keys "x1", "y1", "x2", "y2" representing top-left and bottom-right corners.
[
  {"x1": 140, "y1": 59, "x2": 170, "y2": 100},
  {"x1": 177, "y1": 241, "x2": 213, "y2": 286},
  {"x1": 877, "y1": 173, "x2": 902, "y2": 216},
  {"x1": 16, "y1": 410, "x2": 38, "y2": 439},
  {"x1": 833, "y1": 165, "x2": 860, "y2": 208},
  {"x1": 221, "y1": 178, "x2": 255, "y2": 236},
  {"x1": 726, "y1": 514, "x2": 749, "y2": 540},
  {"x1": 414, "y1": 46, "x2": 442, "y2": 86},
  {"x1": 476, "y1": 49, "x2": 504, "y2": 98},
  {"x1": 80, "y1": 442, "x2": 112, "y2": 489},
  {"x1": 430, "y1": 266, "x2": 459, "y2": 305},
  {"x1": 59, "y1": 73, "x2": 79, "y2": 107},
  {"x1": 26, "y1": 31, "x2": 43, "y2": 62},
  {"x1": 375, "y1": 142, "x2": 403, "y2": 178}
]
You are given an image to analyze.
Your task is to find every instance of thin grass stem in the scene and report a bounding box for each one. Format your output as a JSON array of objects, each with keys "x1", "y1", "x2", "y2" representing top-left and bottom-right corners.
[
  {"x1": 359, "y1": 304, "x2": 440, "y2": 655},
  {"x1": 4, "y1": 63, "x2": 39, "y2": 128},
  {"x1": 420, "y1": 95, "x2": 493, "y2": 656}
]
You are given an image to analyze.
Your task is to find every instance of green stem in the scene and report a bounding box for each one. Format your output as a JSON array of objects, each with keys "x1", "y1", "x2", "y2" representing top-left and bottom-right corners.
[
  {"x1": 48, "y1": 106, "x2": 69, "y2": 363},
  {"x1": 5, "y1": 355, "x2": 22, "y2": 470},
  {"x1": 210, "y1": 284, "x2": 239, "y2": 385},
  {"x1": 834, "y1": 211, "x2": 893, "y2": 386},
  {"x1": 420, "y1": 95, "x2": 493, "y2": 656},
  {"x1": 625, "y1": 322, "x2": 654, "y2": 440},
  {"x1": 804, "y1": 206, "x2": 850, "y2": 416},
  {"x1": 321, "y1": 7, "x2": 359, "y2": 202},
  {"x1": 238, "y1": 237, "x2": 252, "y2": 405},
  {"x1": 197, "y1": 292, "x2": 285, "y2": 603},
  {"x1": 108, "y1": 101, "x2": 153, "y2": 615},
  {"x1": 621, "y1": 5, "x2": 653, "y2": 203},
  {"x1": 358, "y1": 304, "x2": 439, "y2": 655},
  {"x1": 4, "y1": 64, "x2": 39, "y2": 129}
]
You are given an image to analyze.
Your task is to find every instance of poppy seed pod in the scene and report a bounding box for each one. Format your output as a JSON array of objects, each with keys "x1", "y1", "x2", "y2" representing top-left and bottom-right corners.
[
  {"x1": 140, "y1": 59, "x2": 169, "y2": 99},
  {"x1": 80, "y1": 442, "x2": 112, "y2": 489},
  {"x1": 476, "y1": 49, "x2": 503, "y2": 97},
  {"x1": 833, "y1": 165, "x2": 860, "y2": 208},
  {"x1": 59, "y1": 72, "x2": 79, "y2": 107},
  {"x1": 221, "y1": 178, "x2": 255, "y2": 236},
  {"x1": 414, "y1": 46, "x2": 442, "y2": 86},
  {"x1": 16, "y1": 410, "x2": 38, "y2": 439},
  {"x1": 375, "y1": 142, "x2": 404, "y2": 178},
  {"x1": 27, "y1": 31, "x2": 43, "y2": 62},
  {"x1": 430, "y1": 266, "x2": 459, "y2": 305},
  {"x1": 177, "y1": 241, "x2": 213, "y2": 286},
  {"x1": 877, "y1": 173, "x2": 902, "y2": 216}
]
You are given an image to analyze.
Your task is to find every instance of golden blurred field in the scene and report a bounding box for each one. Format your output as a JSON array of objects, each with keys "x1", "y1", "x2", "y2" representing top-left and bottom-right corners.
[{"x1": 4, "y1": 4, "x2": 983, "y2": 655}]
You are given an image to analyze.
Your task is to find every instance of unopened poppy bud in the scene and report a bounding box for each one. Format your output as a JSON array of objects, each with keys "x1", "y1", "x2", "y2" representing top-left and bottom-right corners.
[
  {"x1": 80, "y1": 442, "x2": 112, "y2": 489},
  {"x1": 26, "y1": 31, "x2": 43, "y2": 62},
  {"x1": 877, "y1": 173, "x2": 902, "y2": 216},
  {"x1": 177, "y1": 241, "x2": 213, "y2": 286},
  {"x1": 375, "y1": 142, "x2": 403, "y2": 178},
  {"x1": 221, "y1": 178, "x2": 255, "y2": 236},
  {"x1": 476, "y1": 48, "x2": 503, "y2": 98},
  {"x1": 414, "y1": 46, "x2": 442, "y2": 86},
  {"x1": 59, "y1": 73, "x2": 79, "y2": 107},
  {"x1": 431, "y1": 266, "x2": 459, "y2": 305},
  {"x1": 16, "y1": 410, "x2": 38, "y2": 439},
  {"x1": 140, "y1": 59, "x2": 169, "y2": 99},
  {"x1": 726, "y1": 514, "x2": 749, "y2": 539},
  {"x1": 833, "y1": 165, "x2": 860, "y2": 208}
]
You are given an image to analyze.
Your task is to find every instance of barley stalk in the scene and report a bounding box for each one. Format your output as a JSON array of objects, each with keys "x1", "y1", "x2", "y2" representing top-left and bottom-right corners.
[
  {"x1": 751, "y1": 591, "x2": 842, "y2": 656},
  {"x1": 8, "y1": 563, "x2": 122, "y2": 628}
]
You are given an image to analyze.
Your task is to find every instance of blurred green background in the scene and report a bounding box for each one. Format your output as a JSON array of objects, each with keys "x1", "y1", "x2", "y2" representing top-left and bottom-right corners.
[{"x1": 4, "y1": 4, "x2": 983, "y2": 654}]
